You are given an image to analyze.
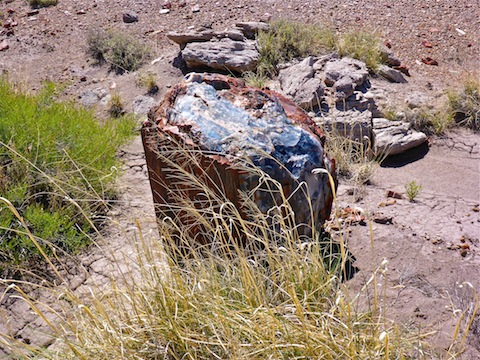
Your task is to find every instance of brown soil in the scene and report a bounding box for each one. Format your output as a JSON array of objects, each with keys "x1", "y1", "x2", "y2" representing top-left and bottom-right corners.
[{"x1": 0, "y1": 0, "x2": 479, "y2": 358}]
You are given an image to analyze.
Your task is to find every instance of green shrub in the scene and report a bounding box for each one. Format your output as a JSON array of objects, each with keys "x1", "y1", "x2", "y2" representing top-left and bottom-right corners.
[
  {"x1": 0, "y1": 79, "x2": 135, "y2": 265},
  {"x1": 28, "y1": 0, "x2": 58, "y2": 7},
  {"x1": 87, "y1": 29, "x2": 151, "y2": 74},
  {"x1": 405, "y1": 180, "x2": 422, "y2": 202}
]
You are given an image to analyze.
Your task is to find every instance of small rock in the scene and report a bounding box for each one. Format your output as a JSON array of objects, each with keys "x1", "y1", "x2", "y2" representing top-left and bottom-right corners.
[
  {"x1": 372, "y1": 118, "x2": 428, "y2": 156},
  {"x1": 421, "y1": 57, "x2": 438, "y2": 66},
  {"x1": 27, "y1": 9, "x2": 39, "y2": 16},
  {"x1": 123, "y1": 12, "x2": 138, "y2": 23},
  {"x1": 421, "y1": 40, "x2": 433, "y2": 48},
  {"x1": 159, "y1": 8, "x2": 170, "y2": 14},
  {"x1": 0, "y1": 39, "x2": 9, "y2": 51},
  {"x1": 261, "y1": 12, "x2": 272, "y2": 22},
  {"x1": 377, "y1": 65, "x2": 407, "y2": 83},
  {"x1": 373, "y1": 214, "x2": 393, "y2": 225},
  {"x1": 235, "y1": 21, "x2": 270, "y2": 39},
  {"x1": 387, "y1": 190, "x2": 403, "y2": 199},
  {"x1": 278, "y1": 57, "x2": 324, "y2": 109},
  {"x1": 191, "y1": 4, "x2": 200, "y2": 13}
]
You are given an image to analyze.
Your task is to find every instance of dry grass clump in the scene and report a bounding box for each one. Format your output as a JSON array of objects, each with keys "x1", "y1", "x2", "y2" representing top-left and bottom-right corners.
[
  {"x1": 336, "y1": 31, "x2": 385, "y2": 72},
  {"x1": 253, "y1": 19, "x2": 385, "y2": 82},
  {"x1": 446, "y1": 76, "x2": 479, "y2": 130},
  {"x1": 28, "y1": 0, "x2": 58, "y2": 7},
  {"x1": 0, "y1": 143, "x2": 455, "y2": 359},
  {"x1": 256, "y1": 19, "x2": 336, "y2": 76},
  {"x1": 87, "y1": 29, "x2": 151, "y2": 74}
]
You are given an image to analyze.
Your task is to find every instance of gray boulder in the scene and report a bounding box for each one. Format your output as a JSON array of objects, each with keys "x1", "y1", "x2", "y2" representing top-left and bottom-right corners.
[
  {"x1": 323, "y1": 57, "x2": 369, "y2": 101},
  {"x1": 377, "y1": 65, "x2": 407, "y2": 83},
  {"x1": 278, "y1": 57, "x2": 324, "y2": 109},
  {"x1": 372, "y1": 118, "x2": 427, "y2": 156},
  {"x1": 182, "y1": 38, "x2": 259, "y2": 73}
]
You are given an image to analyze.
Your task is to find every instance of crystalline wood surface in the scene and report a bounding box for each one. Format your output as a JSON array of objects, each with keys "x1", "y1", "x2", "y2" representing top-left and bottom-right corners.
[{"x1": 142, "y1": 73, "x2": 337, "y2": 239}]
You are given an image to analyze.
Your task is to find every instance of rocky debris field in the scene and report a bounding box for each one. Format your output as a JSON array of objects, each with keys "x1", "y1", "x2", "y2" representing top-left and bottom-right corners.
[{"x1": 0, "y1": 0, "x2": 479, "y2": 358}]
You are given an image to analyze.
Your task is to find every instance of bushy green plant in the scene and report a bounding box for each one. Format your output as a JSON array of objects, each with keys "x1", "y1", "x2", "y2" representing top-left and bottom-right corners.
[
  {"x1": 0, "y1": 78, "x2": 135, "y2": 265},
  {"x1": 87, "y1": 29, "x2": 151, "y2": 74},
  {"x1": 405, "y1": 180, "x2": 422, "y2": 202}
]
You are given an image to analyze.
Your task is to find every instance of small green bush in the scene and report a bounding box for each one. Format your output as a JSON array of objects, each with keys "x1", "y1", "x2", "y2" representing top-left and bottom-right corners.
[
  {"x1": 28, "y1": 0, "x2": 58, "y2": 7},
  {"x1": 87, "y1": 30, "x2": 151, "y2": 74},
  {"x1": 405, "y1": 180, "x2": 422, "y2": 202},
  {"x1": 0, "y1": 79, "x2": 135, "y2": 265}
]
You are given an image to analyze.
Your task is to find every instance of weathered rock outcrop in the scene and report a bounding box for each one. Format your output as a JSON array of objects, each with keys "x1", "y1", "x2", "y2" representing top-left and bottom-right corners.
[
  {"x1": 278, "y1": 57, "x2": 324, "y2": 109},
  {"x1": 142, "y1": 73, "x2": 337, "y2": 243},
  {"x1": 276, "y1": 53, "x2": 426, "y2": 156},
  {"x1": 167, "y1": 23, "x2": 268, "y2": 73}
]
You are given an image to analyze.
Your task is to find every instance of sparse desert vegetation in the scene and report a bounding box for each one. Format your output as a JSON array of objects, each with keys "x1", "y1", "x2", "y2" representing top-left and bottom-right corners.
[{"x1": 87, "y1": 29, "x2": 151, "y2": 74}]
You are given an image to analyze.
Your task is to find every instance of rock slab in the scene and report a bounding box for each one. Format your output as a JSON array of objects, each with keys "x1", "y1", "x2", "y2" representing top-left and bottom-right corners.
[
  {"x1": 181, "y1": 38, "x2": 259, "y2": 73},
  {"x1": 372, "y1": 118, "x2": 428, "y2": 155}
]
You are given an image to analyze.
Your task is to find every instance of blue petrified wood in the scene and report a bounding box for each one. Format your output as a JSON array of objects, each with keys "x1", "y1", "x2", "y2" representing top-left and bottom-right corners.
[{"x1": 142, "y1": 73, "x2": 337, "y2": 244}]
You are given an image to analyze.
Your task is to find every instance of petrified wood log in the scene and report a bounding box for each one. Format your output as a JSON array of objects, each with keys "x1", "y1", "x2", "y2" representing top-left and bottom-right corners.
[{"x1": 141, "y1": 73, "x2": 337, "y2": 247}]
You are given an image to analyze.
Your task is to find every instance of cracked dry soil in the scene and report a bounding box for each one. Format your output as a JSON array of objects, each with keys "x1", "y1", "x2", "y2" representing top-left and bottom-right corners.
[{"x1": 0, "y1": 0, "x2": 479, "y2": 358}]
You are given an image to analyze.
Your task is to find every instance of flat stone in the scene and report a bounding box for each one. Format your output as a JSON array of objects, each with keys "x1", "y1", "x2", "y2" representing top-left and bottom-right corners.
[
  {"x1": 167, "y1": 29, "x2": 216, "y2": 47},
  {"x1": 181, "y1": 38, "x2": 259, "y2": 73},
  {"x1": 372, "y1": 118, "x2": 427, "y2": 156},
  {"x1": 377, "y1": 65, "x2": 407, "y2": 83},
  {"x1": 132, "y1": 95, "x2": 157, "y2": 115}
]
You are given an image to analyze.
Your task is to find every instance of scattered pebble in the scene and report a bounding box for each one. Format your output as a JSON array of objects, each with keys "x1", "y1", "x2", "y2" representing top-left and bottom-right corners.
[
  {"x1": 387, "y1": 190, "x2": 403, "y2": 199},
  {"x1": 0, "y1": 40, "x2": 9, "y2": 51},
  {"x1": 160, "y1": 9, "x2": 170, "y2": 14},
  {"x1": 123, "y1": 12, "x2": 139, "y2": 23},
  {"x1": 421, "y1": 57, "x2": 439, "y2": 66}
]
